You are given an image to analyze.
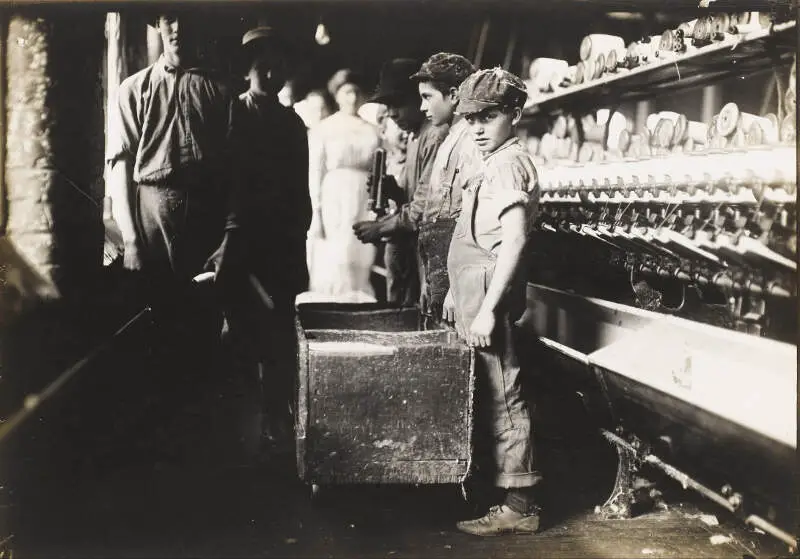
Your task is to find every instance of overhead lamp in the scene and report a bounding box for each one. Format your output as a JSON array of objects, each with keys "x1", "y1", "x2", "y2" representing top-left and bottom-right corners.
[
  {"x1": 315, "y1": 22, "x2": 330, "y2": 46},
  {"x1": 606, "y1": 12, "x2": 645, "y2": 21}
]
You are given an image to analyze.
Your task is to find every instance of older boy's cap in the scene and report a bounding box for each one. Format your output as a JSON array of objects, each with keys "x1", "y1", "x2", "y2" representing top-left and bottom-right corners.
[
  {"x1": 368, "y1": 58, "x2": 419, "y2": 104},
  {"x1": 242, "y1": 26, "x2": 287, "y2": 47},
  {"x1": 410, "y1": 53, "x2": 476, "y2": 88},
  {"x1": 456, "y1": 67, "x2": 528, "y2": 115}
]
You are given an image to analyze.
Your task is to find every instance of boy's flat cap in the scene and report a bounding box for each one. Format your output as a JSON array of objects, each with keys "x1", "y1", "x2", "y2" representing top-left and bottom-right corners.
[
  {"x1": 456, "y1": 67, "x2": 528, "y2": 115},
  {"x1": 410, "y1": 53, "x2": 475, "y2": 88}
]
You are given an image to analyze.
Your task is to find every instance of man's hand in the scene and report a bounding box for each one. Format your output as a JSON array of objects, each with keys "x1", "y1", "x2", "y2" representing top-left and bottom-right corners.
[
  {"x1": 353, "y1": 218, "x2": 391, "y2": 244},
  {"x1": 468, "y1": 308, "x2": 495, "y2": 348},
  {"x1": 122, "y1": 239, "x2": 143, "y2": 271},
  {"x1": 381, "y1": 175, "x2": 404, "y2": 204},
  {"x1": 442, "y1": 289, "x2": 456, "y2": 324},
  {"x1": 205, "y1": 230, "x2": 246, "y2": 300}
]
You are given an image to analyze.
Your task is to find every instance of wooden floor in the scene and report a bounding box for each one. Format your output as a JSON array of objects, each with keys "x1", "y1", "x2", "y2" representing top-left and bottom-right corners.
[{"x1": 14, "y1": 382, "x2": 790, "y2": 559}]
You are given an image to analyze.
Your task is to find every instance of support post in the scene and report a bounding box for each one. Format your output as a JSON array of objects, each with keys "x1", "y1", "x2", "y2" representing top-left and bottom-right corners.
[{"x1": 5, "y1": 11, "x2": 105, "y2": 298}]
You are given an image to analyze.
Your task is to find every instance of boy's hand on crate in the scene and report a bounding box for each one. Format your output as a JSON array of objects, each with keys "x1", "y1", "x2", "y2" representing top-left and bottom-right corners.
[
  {"x1": 443, "y1": 289, "x2": 456, "y2": 325},
  {"x1": 469, "y1": 308, "x2": 495, "y2": 348}
]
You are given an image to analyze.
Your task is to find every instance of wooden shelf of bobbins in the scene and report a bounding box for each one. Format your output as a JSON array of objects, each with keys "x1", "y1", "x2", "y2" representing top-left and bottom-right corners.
[{"x1": 523, "y1": 20, "x2": 796, "y2": 119}]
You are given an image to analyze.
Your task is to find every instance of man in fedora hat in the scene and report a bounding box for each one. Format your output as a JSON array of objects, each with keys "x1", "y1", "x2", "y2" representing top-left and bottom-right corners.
[
  {"x1": 215, "y1": 25, "x2": 311, "y2": 451},
  {"x1": 353, "y1": 58, "x2": 448, "y2": 307}
]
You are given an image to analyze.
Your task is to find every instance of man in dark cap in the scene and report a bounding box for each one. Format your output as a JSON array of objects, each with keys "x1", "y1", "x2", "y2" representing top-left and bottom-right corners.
[
  {"x1": 356, "y1": 58, "x2": 442, "y2": 307},
  {"x1": 217, "y1": 25, "x2": 311, "y2": 450},
  {"x1": 354, "y1": 53, "x2": 479, "y2": 322}
]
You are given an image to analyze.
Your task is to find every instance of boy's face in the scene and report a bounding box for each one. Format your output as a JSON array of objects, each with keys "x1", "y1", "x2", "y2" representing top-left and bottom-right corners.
[
  {"x1": 248, "y1": 49, "x2": 288, "y2": 94},
  {"x1": 464, "y1": 107, "x2": 521, "y2": 155},
  {"x1": 418, "y1": 81, "x2": 456, "y2": 127},
  {"x1": 157, "y1": 14, "x2": 190, "y2": 58}
]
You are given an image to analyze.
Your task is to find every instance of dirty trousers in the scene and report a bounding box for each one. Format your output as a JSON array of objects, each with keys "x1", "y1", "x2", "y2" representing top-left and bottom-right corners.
[
  {"x1": 417, "y1": 219, "x2": 456, "y2": 320},
  {"x1": 447, "y1": 218, "x2": 540, "y2": 488},
  {"x1": 385, "y1": 236, "x2": 419, "y2": 307},
  {"x1": 136, "y1": 183, "x2": 225, "y2": 284}
]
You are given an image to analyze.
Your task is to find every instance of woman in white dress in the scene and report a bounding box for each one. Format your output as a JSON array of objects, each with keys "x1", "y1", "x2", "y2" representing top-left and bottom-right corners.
[{"x1": 305, "y1": 69, "x2": 380, "y2": 301}]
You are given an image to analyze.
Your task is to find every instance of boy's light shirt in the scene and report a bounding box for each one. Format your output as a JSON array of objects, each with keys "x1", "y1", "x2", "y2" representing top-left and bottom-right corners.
[
  {"x1": 423, "y1": 118, "x2": 482, "y2": 223},
  {"x1": 464, "y1": 136, "x2": 540, "y2": 252}
]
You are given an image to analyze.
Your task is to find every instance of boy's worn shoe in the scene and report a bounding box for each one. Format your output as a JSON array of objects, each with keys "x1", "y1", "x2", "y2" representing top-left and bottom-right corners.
[{"x1": 456, "y1": 505, "x2": 540, "y2": 536}]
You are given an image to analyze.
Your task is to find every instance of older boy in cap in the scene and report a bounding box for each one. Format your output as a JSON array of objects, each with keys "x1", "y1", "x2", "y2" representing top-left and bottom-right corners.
[
  {"x1": 106, "y1": 12, "x2": 235, "y2": 395},
  {"x1": 354, "y1": 53, "x2": 480, "y2": 322},
  {"x1": 107, "y1": 11, "x2": 234, "y2": 286},
  {"x1": 443, "y1": 68, "x2": 542, "y2": 535},
  {"x1": 219, "y1": 26, "x2": 311, "y2": 448}
]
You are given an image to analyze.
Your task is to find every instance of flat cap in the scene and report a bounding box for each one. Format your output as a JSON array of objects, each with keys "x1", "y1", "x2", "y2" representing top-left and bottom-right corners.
[
  {"x1": 242, "y1": 26, "x2": 286, "y2": 47},
  {"x1": 456, "y1": 67, "x2": 528, "y2": 115},
  {"x1": 368, "y1": 58, "x2": 419, "y2": 104},
  {"x1": 410, "y1": 52, "x2": 475, "y2": 89}
]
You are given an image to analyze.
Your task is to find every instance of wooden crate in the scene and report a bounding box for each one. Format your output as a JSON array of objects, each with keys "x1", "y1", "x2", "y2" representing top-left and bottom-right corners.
[{"x1": 295, "y1": 304, "x2": 474, "y2": 486}]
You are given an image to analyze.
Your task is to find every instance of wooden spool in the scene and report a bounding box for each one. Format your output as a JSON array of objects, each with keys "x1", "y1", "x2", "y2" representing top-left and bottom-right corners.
[
  {"x1": 709, "y1": 135, "x2": 728, "y2": 150},
  {"x1": 577, "y1": 142, "x2": 595, "y2": 163},
  {"x1": 671, "y1": 114, "x2": 688, "y2": 145},
  {"x1": 708, "y1": 115, "x2": 719, "y2": 142},
  {"x1": 716, "y1": 102, "x2": 740, "y2": 137},
  {"x1": 552, "y1": 115, "x2": 568, "y2": 139},
  {"x1": 540, "y1": 133, "x2": 558, "y2": 160},
  {"x1": 653, "y1": 119, "x2": 675, "y2": 148},
  {"x1": 568, "y1": 140, "x2": 580, "y2": 162},
  {"x1": 711, "y1": 13, "x2": 731, "y2": 40},
  {"x1": 606, "y1": 49, "x2": 619, "y2": 73},
  {"x1": 580, "y1": 34, "x2": 625, "y2": 63},
  {"x1": 583, "y1": 123, "x2": 605, "y2": 144},
  {"x1": 677, "y1": 19, "x2": 697, "y2": 38},
  {"x1": 731, "y1": 127, "x2": 747, "y2": 148},
  {"x1": 583, "y1": 59, "x2": 596, "y2": 84},
  {"x1": 692, "y1": 16, "x2": 713, "y2": 44},
  {"x1": 567, "y1": 115, "x2": 581, "y2": 144},
  {"x1": 687, "y1": 120, "x2": 709, "y2": 144},
  {"x1": 660, "y1": 30, "x2": 685, "y2": 53},
  {"x1": 557, "y1": 137, "x2": 573, "y2": 160},
  {"x1": 594, "y1": 53, "x2": 606, "y2": 80},
  {"x1": 618, "y1": 128, "x2": 632, "y2": 153},
  {"x1": 574, "y1": 61, "x2": 586, "y2": 85}
]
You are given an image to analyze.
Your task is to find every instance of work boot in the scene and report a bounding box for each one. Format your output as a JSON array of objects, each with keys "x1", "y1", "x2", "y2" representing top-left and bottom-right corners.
[{"x1": 456, "y1": 505, "x2": 540, "y2": 536}]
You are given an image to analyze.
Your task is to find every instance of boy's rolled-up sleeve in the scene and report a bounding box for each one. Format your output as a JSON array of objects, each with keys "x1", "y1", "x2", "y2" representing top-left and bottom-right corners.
[
  {"x1": 485, "y1": 161, "x2": 535, "y2": 219},
  {"x1": 106, "y1": 79, "x2": 141, "y2": 166}
]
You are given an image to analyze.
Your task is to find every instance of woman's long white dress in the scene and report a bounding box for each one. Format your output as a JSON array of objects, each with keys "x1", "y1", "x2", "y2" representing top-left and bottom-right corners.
[{"x1": 303, "y1": 112, "x2": 380, "y2": 302}]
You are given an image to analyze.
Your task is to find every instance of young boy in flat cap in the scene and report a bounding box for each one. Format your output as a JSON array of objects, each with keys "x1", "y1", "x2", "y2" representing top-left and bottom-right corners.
[
  {"x1": 443, "y1": 68, "x2": 542, "y2": 536},
  {"x1": 354, "y1": 53, "x2": 480, "y2": 323}
]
